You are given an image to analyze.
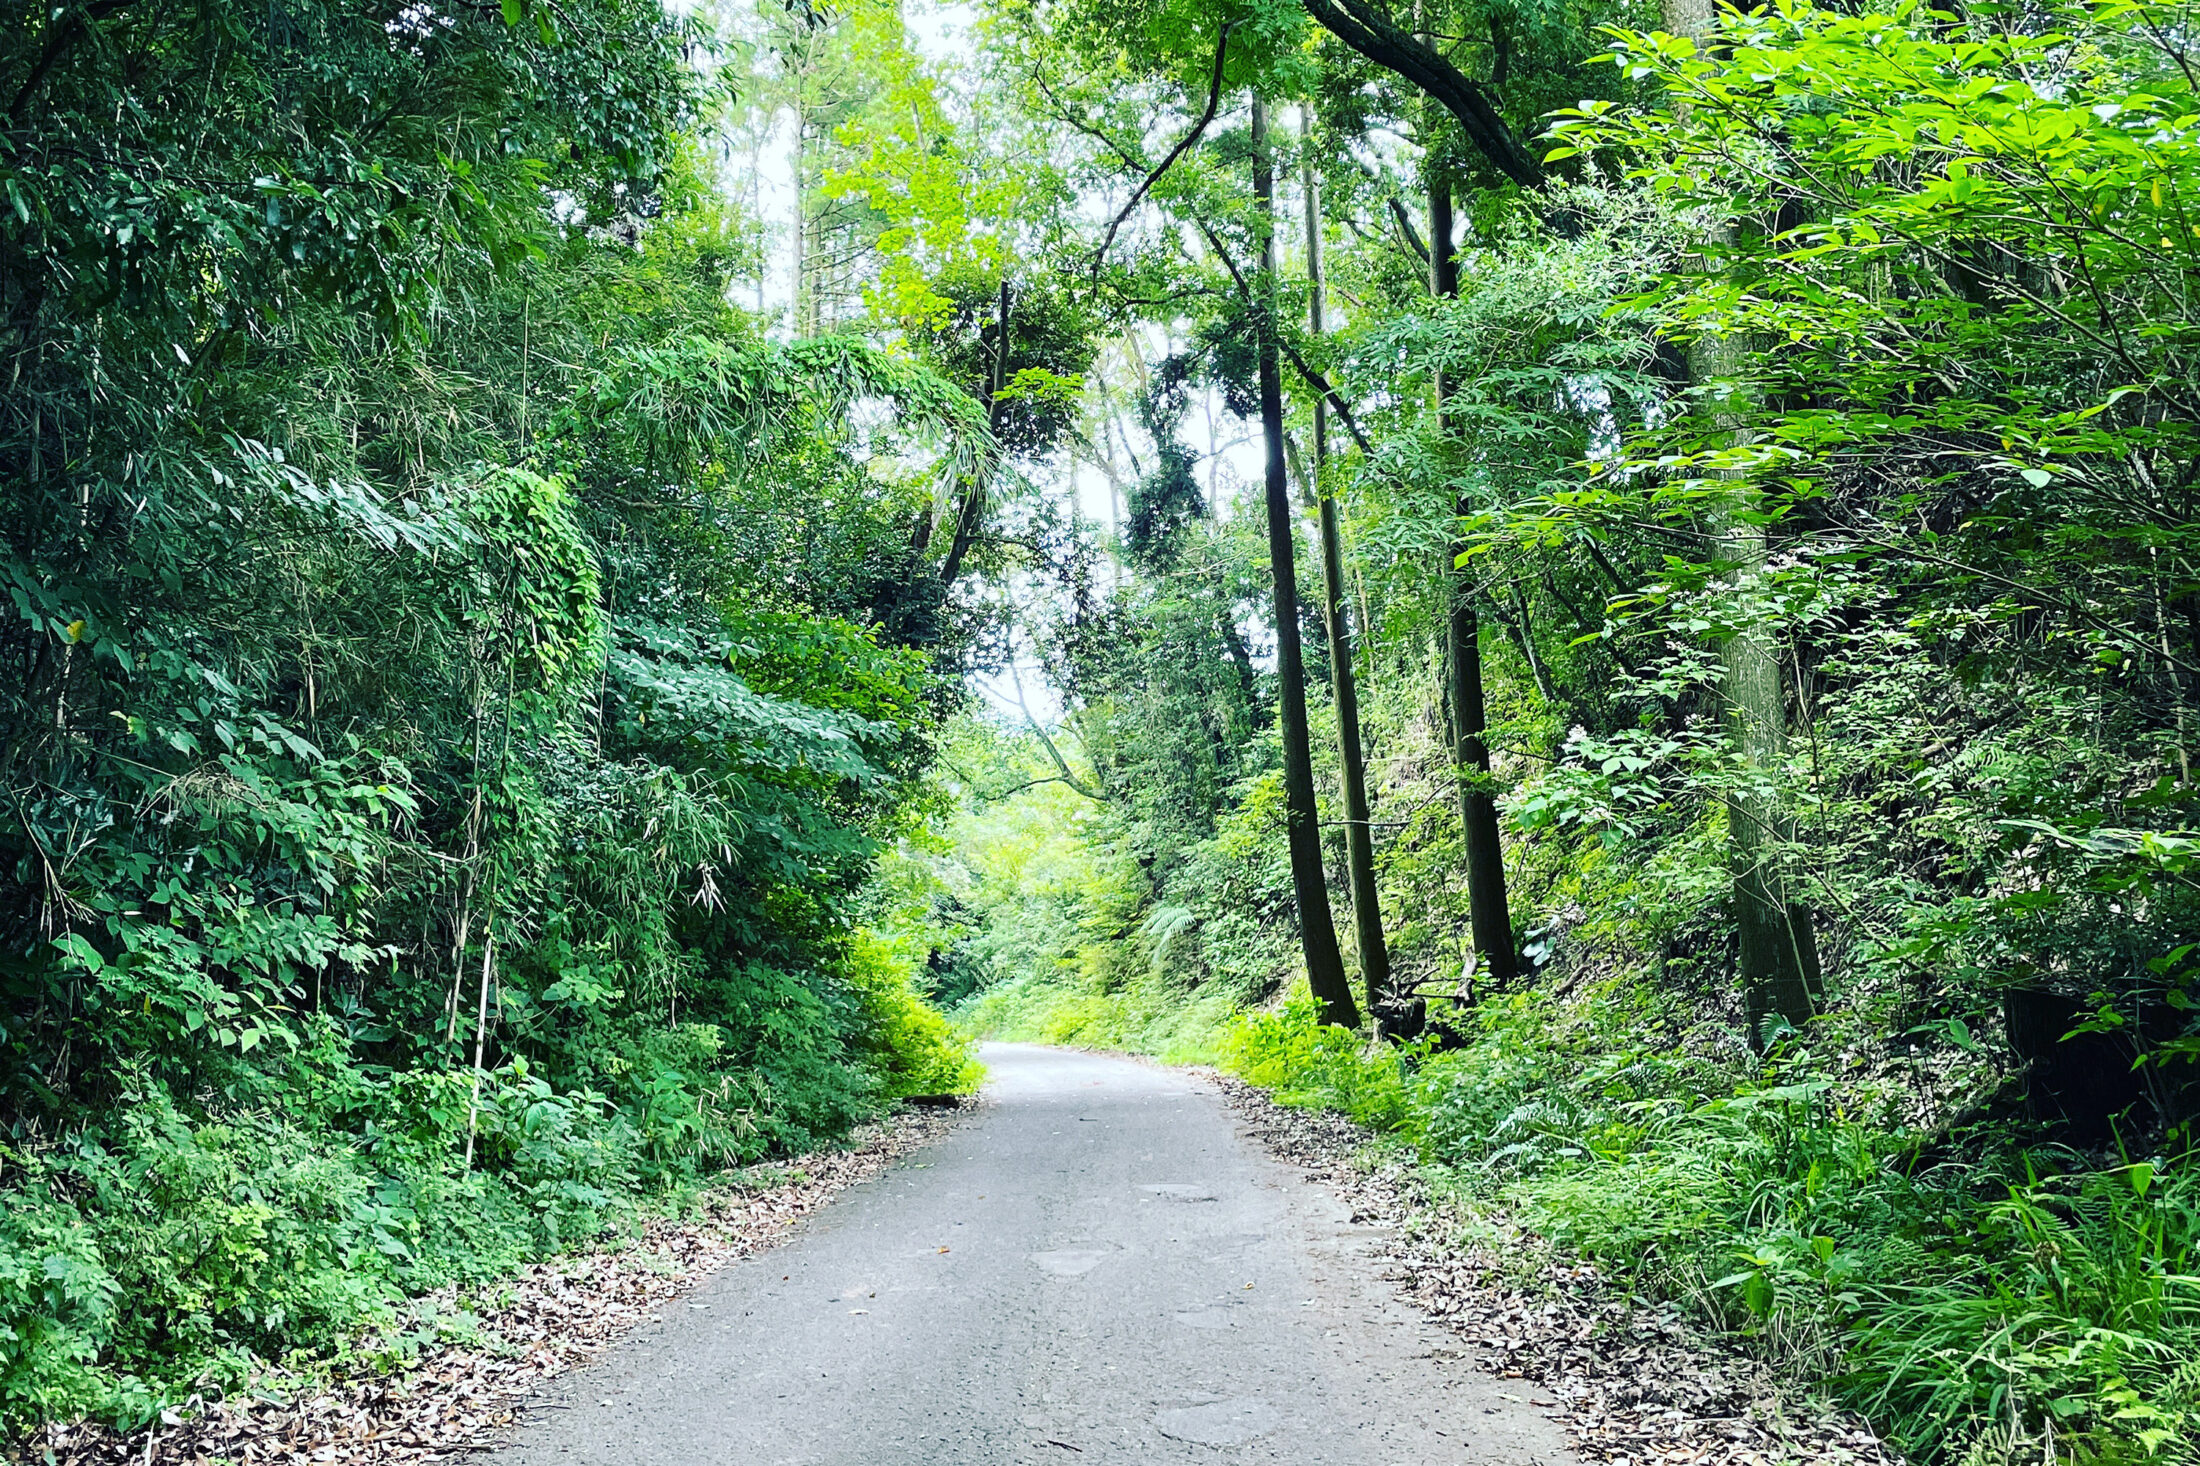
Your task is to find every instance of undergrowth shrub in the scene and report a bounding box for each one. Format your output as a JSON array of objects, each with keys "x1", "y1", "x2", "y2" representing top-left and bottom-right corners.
[
  {"x1": 838, "y1": 931, "x2": 984, "y2": 1098},
  {"x1": 0, "y1": 1191, "x2": 114, "y2": 1428},
  {"x1": 0, "y1": 1068, "x2": 596, "y2": 1427},
  {"x1": 0, "y1": 935, "x2": 980, "y2": 1435},
  {"x1": 1221, "y1": 993, "x2": 1410, "y2": 1131}
]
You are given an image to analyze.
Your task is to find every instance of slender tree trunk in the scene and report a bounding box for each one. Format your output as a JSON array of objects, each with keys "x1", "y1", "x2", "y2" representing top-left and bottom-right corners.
[
  {"x1": 1254, "y1": 97, "x2": 1357, "y2": 1028},
  {"x1": 792, "y1": 102, "x2": 809, "y2": 339},
  {"x1": 1664, "y1": 0, "x2": 1820, "y2": 1042},
  {"x1": 1301, "y1": 107, "x2": 1391, "y2": 1024},
  {"x1": 2151, "y1": 544, "x2": 2190, "y2": 782},
  {"x1": 1447, "y1": 586, "x2": 1517, "y2": 990},
  {"x1": 1699, "y1": 333, "x2": 1821, "y2": 1041},
  {"x1": 1502, "y1": 581, "x2": 1556, "y2": 705},
  {"x1": 941, "y1": 280, "x2": 1010, "y2": 587},
  {"x1": 462, "y1": 927, "x2": 495, "y2": 1168},
  {"x1": 1428, "y1": 166, "x2": 1518, "y2": 991}
]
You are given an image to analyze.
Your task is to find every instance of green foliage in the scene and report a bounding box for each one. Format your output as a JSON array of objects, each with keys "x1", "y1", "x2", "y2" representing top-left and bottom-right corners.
[
  {"x1": 882, "y1": 0, "x2": 2200, "y2": 1460},
  {"x1": 0, "y1": 1055, "x2": 617, "y2": 1427},
  {"x1": 1216, "y1": 990, "x2": 2200, "y2": 1460},
  {"x1": 908, "y1": 715, "x2": 1299, "y2": 1063},
  {"x1": 961, "y1": 966, "x2": 1245, "y2": 1063},
  {"x1": 837, "y1": 932, "x2": 986, "y2": 1099},
  {"x1": 907, "y1": 0, "x2": 2200, "y2": 1454},
  {"x1": 1221, "y1": 993, "x2": 1410, "y2": 1130},
  {"x1": 0, "y1": 0, "x2": 986, "y2": 1437},
  {"x1": 16, "y1": 0, "x2": 2200, "y2": 1455}
]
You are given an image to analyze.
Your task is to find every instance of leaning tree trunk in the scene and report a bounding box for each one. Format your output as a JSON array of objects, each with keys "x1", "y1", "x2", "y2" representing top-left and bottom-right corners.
[
  {"x1": 1301, "y1": 106, "x2": 1393, "y2": 1025},
  {"x1": 1253, "y1": 97, "x2": 1358, "y2": 1028},
  {"x1": 1427, "y1": 163, "x2": 1518, "y2": 993},
  {"x1": 1663, "y1": 0, "x2": 1820, "y2": 1042}
]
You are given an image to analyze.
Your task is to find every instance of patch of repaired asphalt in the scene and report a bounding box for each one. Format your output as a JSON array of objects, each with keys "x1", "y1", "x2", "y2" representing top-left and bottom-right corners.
[
  {"x1": 1155, "y1": 1397, "x2": 1282, "y2": 1446},
  {"x1": 493, "y1": 1043, "x2": 1572, "y2": 1465}
]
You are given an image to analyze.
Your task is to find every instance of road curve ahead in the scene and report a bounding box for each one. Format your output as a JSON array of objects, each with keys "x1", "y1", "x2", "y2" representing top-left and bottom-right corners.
[{"x1": 499, "y1": 1043, "x2": 1571, "y2": 1465}]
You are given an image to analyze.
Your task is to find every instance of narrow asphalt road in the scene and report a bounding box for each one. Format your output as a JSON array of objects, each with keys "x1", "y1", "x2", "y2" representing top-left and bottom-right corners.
[{"x1": 499, "y1": 1043, "x2": 1571, "y2": 1465}]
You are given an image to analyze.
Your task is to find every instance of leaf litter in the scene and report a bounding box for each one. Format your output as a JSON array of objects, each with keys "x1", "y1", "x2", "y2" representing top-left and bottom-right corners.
[{"x1": 1211, "y1": 1074, "x2": 1902, "y2": 1466}]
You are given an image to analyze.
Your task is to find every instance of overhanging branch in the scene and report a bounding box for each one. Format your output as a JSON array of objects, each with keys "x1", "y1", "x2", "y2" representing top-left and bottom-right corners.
[
  {"x1": 1089, "y1": 23, "x2": 1235, "y2": 281},
  {"x1": 1301, "y1": 0, "x2": 1544, "y2": 190},
  {"x1": 1011, "y1": 668, "x2": 1105, "y2": 802}
]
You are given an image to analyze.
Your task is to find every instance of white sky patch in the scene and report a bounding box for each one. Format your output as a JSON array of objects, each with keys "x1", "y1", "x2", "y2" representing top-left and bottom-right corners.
[
  {"x1": 748, "y1": 109, "x2": 798, "y2": 332},
  {"x1": 906, "y1": 0, "x2": 976, "y2": 63}
]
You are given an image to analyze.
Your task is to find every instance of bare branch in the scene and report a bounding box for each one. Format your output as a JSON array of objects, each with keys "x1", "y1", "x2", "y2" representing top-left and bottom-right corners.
[
  {"x1": 1010, "y1": 667, "x2": 1106, "y2": 802},
  {"x1": 1386, "y1": 196, "x2": 1431, "y2": 263},
  {"x1": 1088, "y1": 23, "x2": 1235, "y2": 281}
]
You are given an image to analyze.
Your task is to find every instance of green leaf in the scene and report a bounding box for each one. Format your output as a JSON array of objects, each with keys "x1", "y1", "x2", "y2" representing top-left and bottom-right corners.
[{"x1": 54, "y1": 933, "x2": 105, "y2": 974}]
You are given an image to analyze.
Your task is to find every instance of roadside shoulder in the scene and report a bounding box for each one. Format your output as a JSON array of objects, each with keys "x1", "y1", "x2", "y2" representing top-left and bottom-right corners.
[{"x1": 1211, "y1": 1074, "x2": 1901, "y2": 1466}]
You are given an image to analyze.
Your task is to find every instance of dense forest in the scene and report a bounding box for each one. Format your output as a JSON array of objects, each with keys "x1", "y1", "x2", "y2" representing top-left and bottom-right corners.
[{"x1": 6, "y1": 0, "x2": 2200, "y2": 1458}]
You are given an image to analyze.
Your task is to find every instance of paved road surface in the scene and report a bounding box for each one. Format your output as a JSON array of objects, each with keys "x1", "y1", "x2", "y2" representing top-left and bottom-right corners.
[{"x1": 499, "y1": 1043, "x2": 1571, "y2": 1465}]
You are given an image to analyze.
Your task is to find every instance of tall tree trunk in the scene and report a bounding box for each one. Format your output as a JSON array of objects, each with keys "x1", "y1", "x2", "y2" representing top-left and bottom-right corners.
[
  {"x1": 792, "y1": 101, "x2": 810, "y2": 339},
  {"x1": 940, "y1": 279, "x2": 1009, "y2": 587},
  {"x1": 1254, "y1": 97, "x2": 1357, "y2": 1029},
  {"x1": 1428, "y1": 165, "x2": 1519, "y2": 991},
  {"x1": 1664, "y1": 0, "x2": 1820, "y2": 1043},
  {"x1": 1699, "y1": 329, "x2": 1821, "y2": 1043},
  {"x1": 1301, "y1": 107, "x2": 1392, "y2": 1025}
]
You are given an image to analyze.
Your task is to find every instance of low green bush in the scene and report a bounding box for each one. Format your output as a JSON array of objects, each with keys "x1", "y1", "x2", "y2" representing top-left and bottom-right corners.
[
  {"x1": 0, "y1": 931, "x2": 977, "y2": 1436},
  {"x1": 839, "y1": 931, "x2": 986, "y2": 1098},
  {"x1": 1220, "y1": 993, "x2": 1411, "y2": 1131}
]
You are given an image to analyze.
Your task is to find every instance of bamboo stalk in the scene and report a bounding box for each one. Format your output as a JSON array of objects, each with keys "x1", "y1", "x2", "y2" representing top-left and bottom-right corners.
[{"x1": 463, "y1": 928, "x2": 495, "y2": 1169}]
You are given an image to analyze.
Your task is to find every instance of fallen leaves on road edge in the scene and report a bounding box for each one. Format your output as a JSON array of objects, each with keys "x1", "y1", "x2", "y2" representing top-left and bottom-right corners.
[
  {"x1": 8, "y1": 1103, "x2": 967, "y2": 1466},
  {"x1": 1211, "y1": 1074, "x2": 1901, "y2": 1466}
]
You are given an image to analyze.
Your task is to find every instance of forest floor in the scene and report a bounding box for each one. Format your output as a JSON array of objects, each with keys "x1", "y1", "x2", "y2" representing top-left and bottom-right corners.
[{"x1": 1213, "y1": 1074, "x2": 1903, "y2": 1466}]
